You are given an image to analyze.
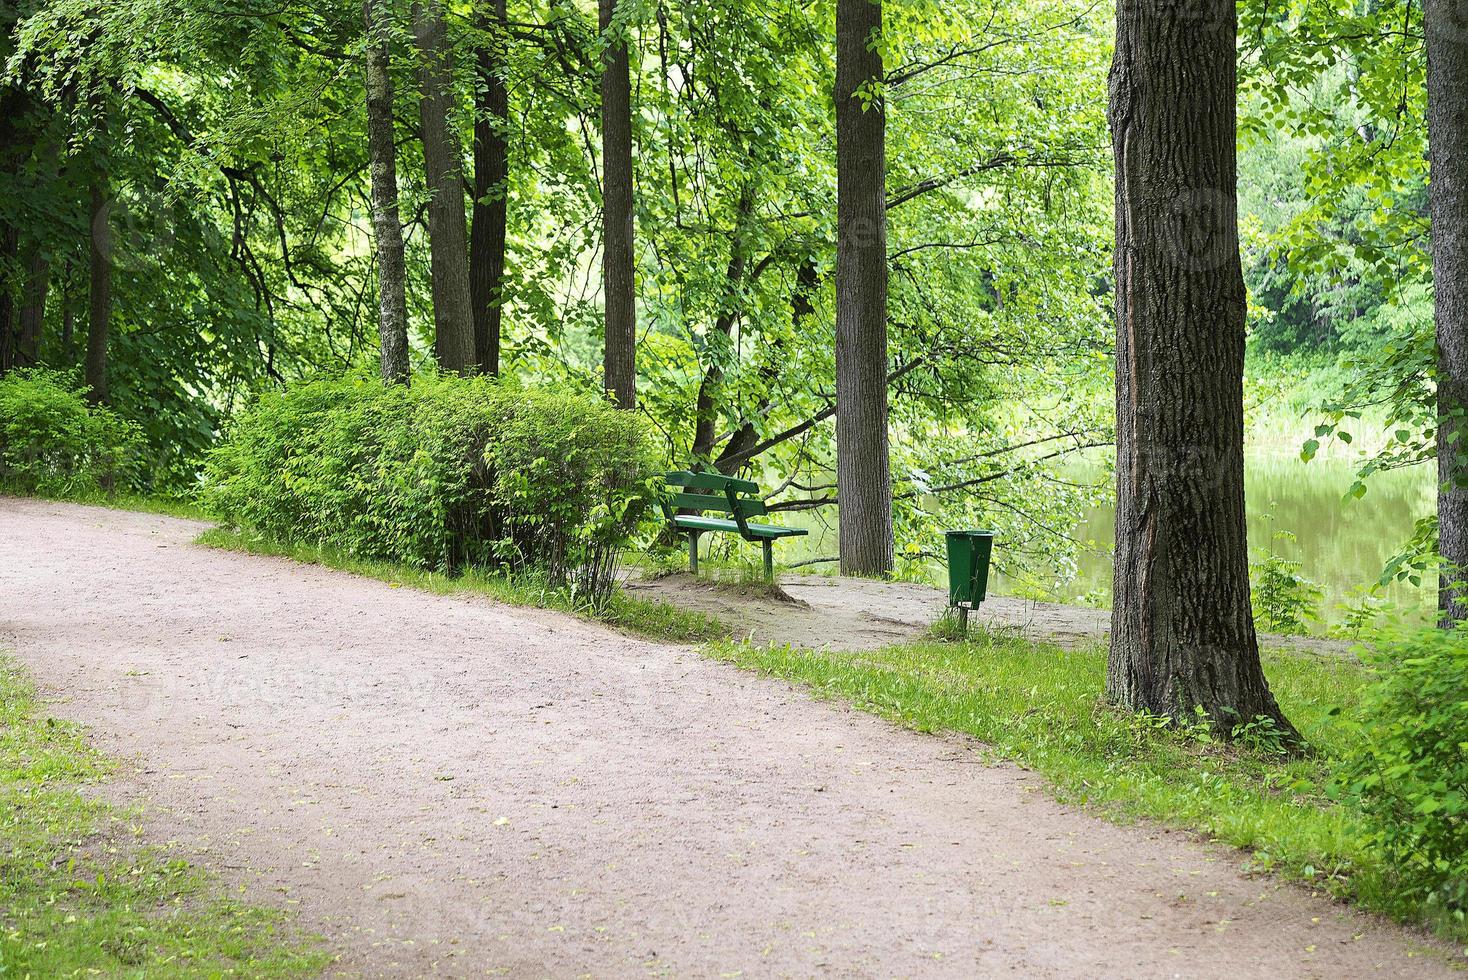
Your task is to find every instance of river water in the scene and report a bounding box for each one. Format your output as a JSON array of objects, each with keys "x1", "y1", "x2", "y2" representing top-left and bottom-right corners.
[
  {"x1": 1030, "y1": 451, "x2": 1437, "y2": 627},
  {"x1": 781, "y1": 448, "x2": 1436, "y2": 631}
]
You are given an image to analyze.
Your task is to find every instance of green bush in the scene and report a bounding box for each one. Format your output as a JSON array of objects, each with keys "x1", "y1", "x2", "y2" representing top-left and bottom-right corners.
[
  {"x1": 1250, "y1": 531, "x2": 1324, "y2": 635},
  {"x1": 202, "y1": 374, "x2": 660, "y2": 605},
  {"x1": 1340, "y1": 627, "x2": 1468, "y2": 921},
  {"x1": 0, "y1": 369, "x2": 142, "y2": 495}
]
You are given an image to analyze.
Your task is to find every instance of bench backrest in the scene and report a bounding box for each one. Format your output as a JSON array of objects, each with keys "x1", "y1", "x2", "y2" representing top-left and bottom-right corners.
[{"x1": 663, "y1": 470, "x2": 768, "y2": 530}]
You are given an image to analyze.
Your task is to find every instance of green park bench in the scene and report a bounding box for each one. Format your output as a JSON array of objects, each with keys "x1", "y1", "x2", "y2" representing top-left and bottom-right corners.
[{"x1": 661, "y1": 470, "x2": 808, "y2": 579}]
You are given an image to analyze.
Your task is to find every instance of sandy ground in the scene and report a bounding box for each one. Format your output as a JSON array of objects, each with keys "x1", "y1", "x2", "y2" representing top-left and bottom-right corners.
[
  {"x1": 624, "y1": 571, "x2": 1110, "y2": 650},
  {"x1": 0, "y1": 497, "x2": 1455, "y2": 978},
  {"x1": 626, "y1": 570, "x2": 1356, "y2": 658}
]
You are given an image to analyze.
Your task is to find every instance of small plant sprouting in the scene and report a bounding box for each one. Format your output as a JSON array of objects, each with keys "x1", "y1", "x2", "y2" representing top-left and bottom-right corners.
[{"x1": 1249, "y1": 530, "x2": 1324, "y2": 635}]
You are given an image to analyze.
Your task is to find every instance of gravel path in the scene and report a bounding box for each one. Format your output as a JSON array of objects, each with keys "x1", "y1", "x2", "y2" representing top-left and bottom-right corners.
[
  {"x1": 625, "y1": 571, "x2": 1355, "y2": 657},
  {"x1": 0, "y1": 497, "x2": 1455, "y2": 978}
]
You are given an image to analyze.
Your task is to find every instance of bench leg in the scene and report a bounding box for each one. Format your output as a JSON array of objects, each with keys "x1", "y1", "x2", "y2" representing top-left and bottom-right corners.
[
  {"x1": 688, "y1": 531, "x2": 700, "y2": 574},
  {"x1": 762, "y1": 540, "x2": 774, "y2": 581}
]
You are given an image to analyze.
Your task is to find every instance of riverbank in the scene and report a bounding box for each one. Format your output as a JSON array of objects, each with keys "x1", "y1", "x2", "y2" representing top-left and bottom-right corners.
[{"x1": 625, "y1": 569, "x2": 1358, "y2": 658}]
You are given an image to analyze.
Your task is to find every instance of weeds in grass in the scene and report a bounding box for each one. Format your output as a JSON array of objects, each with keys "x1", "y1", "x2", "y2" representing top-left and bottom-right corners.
[
  {"x1": 0, "y1": 655, "x2": 327, "y2": 977},
  {"x1": 198, "y1": 528, "x2": 727, "y2": 643},
  {"x1": 925, "y1": 609, "x2": 967, "y2": 642}
]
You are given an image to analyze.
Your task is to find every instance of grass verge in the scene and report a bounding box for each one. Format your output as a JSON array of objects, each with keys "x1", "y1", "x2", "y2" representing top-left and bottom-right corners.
[
  {"x1": 0, "y1": 485, "x2": 209, "y2": 521},
  {"x1": 0, "y1": 654, "x2": 327, "y2": 977},
  {"x1": 197, "y1": 528, "x2": 727, "y2": 644},
  {"x1": 707, "y1": 629, "x2": 1466, "y2": 949}
]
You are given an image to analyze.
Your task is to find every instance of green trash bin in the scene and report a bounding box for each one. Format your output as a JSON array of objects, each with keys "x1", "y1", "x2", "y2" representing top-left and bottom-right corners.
[{"x1": 945, "y1": 530, "x2": 995, "y2": 631}]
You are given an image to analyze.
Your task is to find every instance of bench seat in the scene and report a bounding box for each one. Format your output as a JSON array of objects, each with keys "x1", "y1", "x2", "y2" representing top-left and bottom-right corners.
[
  {"x1": 662, "y1": 470, "x2": 806, "y2": 578},
  {"x1": 671, "y1": 514, "x2": 809, "y2": 539}
]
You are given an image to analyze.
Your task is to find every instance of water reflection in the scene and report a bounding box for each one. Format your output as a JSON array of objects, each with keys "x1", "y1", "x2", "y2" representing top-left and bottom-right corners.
[
  {"x1": 781, "y1": 450, "x2": 1437, "y2": 628},
  {"x1": 1005, "y1": 450, "x2": 1436, "y2": 625}
]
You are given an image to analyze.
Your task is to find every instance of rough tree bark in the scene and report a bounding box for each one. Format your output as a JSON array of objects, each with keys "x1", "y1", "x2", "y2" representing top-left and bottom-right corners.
[
  {"x1": 60, "y1": 260, "x2": 75, "y2": 358},
  {"x1": 0, "y1": 97, "x2": 22, "y2": 375},
  {"x1": 15, "y1": 136, "x2": 58, "y2": 369},
  {"x1": 364, "y1": 0, "x2": 411, "y2": 384},
  {"x1": 86, "y1": 171, "x2": 110, "y2": 404},
  {"x1": 1426, "y1": 0, "x2": 1468, "y2": 622},
  {"x1": 1106, "y1": 0, "x2": 1297, "y2": 739},
  {"x1": 470, "y1": 0, "x2": 509, "y2": 376},
  {"x1": 16, "y1": 244, "x2": 48, "y2": 367},
  {"x1": 0, "y1": 224, "x2": 16, "y2": 374},
  {"x1": 413, "y1": 0, "x2": 476, "y2": 374},
  {"x1": 599, "y1": 0, "x2": 636, "y2": 408},
  {"x1": 834, "y1": 0, "x2": 894, "y2": 577}
]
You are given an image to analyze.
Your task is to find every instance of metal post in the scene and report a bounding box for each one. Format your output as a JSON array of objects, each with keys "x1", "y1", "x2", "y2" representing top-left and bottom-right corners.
[
  {"x1": 958, "y1": 605, "x2": 969, "y2": 634},
  {"x1": 689, "y1": 531, "x2": 700, "y2": 574},
  {"x1": 762, "y1": 539, "x2": 774, "y2": 581}
]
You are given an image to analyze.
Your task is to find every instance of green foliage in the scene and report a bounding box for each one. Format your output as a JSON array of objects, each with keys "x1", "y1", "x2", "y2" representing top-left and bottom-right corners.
[
  {"x1": 1250, "y1": 531, "x2": 1325, "y2": 635},
  {"x1": 202, "y1": 374, "x2": 660, "y2": 607},
  {"x1": 0, "y1": 368, "x2": 142, "y2": 495},
  {"x1": 0, "y1": 654, "x2": 325, "y2": 977},
  {"x1": 1339, "y1": 629, "x2": 1468, "y2": 922},
  {"x1": 3, "y1": 0, "x2": 1116, "y2": 578},
  {"x1": 487, "y1": 386, "x2": 659, "y2": 604}
]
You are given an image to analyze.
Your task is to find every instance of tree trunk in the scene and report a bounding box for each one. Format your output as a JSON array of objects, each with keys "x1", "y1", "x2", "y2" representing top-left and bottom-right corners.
[
  {"x1": 834, "y1": 0, "x2": 894, "y2": 577},
  {"x1": 0, "y1": 224, "x2": 16, "y2": 374},
  {"x1": 14, "y1": 135, "x2": 57, "y2": 370},
  {"x1": 0, "y1": 86, "x2": 23, "y2": 377},
  {"x1": 60, "y1": 261, "x2": 74, "y2": 357},
  {"x1": 16, "y1": 244, "x2": 48, "y2": 367},
  {"x1": 1106, "y1": 0, "x2": 1297, "y2": 740},
  {"x1": 1427, "y1": 0, "x2": 1468, "y2": 622},
  {"x1": 470, "y1": 0, "x2": 509, "y2": 376},
  {"x1": 86, "y1": 172, "x2": 110, "y2": 405},
  {"x1": 364, "y1": 0, "x2": 412, "y2": 384},
  {"x1": 413, "y1": 0, "x2": 475, "y2": 374},
  {"x1": 599, "y1": 0, "x2": 636, "y2": 408}
]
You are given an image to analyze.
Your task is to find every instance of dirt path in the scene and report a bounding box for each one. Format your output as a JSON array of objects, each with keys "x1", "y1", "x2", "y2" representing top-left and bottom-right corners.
[
  {"x1": 625, "y1": 571, "x2": 1355, "y2": 657},
  {"x1": 0, "y1": 498, "x2": 1452, "y2": 978}
]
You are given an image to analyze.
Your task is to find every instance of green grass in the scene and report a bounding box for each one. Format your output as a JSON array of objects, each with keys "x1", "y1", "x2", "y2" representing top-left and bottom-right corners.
[
  {"x1": 197, "y1": 528, "x2": 727, "y2": 644},
  {"x1": 708, "y1": 630, "x2": 1466, "y2": 947},
  {"x1": 0, "y1": 655, "x2": 328, "y2": 977},
  {"x1": 0, "y1": 483, "x2": 210, "y2": 521}
]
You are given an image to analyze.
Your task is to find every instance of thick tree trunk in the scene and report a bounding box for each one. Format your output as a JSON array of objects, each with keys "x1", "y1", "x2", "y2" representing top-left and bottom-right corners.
[
  {"x1": 15, "y1": 136, "x2": 57, "y2": 369},
  {"x1": 470, "y1": 0, "x2": 509, "y2": 376},
  {"x1": 1427, "y1": 0, "x2": 1468, "y2": 622},
  {"x1": 599, "y1": 0, "x2": 636, "y2": 408},
  {"x1": 364, "y1": 0, "x2": 412, "y2": 384},
  {"x1": 1106, "y1": 0, "x2": 1297, "y2": 740},
  {"x1": 0, "y1": 224, "x2": 16, "y2": 373},
  {"x1": 60, "y1": 263, "x2": 74, "y2": 356},
  {"x1": 16, "y1": 245, "x2": 49, "y2": 367},
  {"x1": 834, "y1": 0, "x2": 894, "y2": 577},
  {"x1": 86, "y1": 172, "x2": 110, "y2": 404},
  {"x1": 0, "y1": 87, "x2": 23, "y2": 376},
  {"x1": 413, "y1": 0, "x2": 476, "y2": 374}
]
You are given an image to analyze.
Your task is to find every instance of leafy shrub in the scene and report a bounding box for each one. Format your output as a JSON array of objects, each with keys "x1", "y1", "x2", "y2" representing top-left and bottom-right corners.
[
  {"x1": 1250, "y1": 532, "x2": 1323, "y2": 634},
  {"x1": 203, "y1": 374, "x2": 660, "y2": 606},
  {"x1": 0, "y1": 369, "x2": 142, "y2": 495},
  {"x1": 488, "y1": 386, "x2": 657, "y2": 602},
  {"x1": 1339, "y1": 627, "x2": 1468, "y2": 920}
]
